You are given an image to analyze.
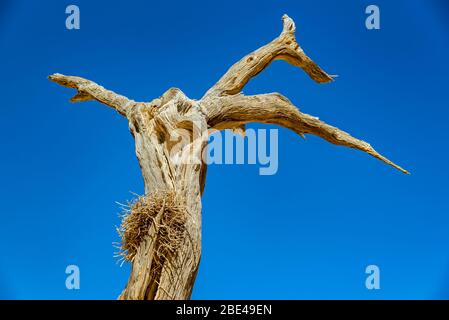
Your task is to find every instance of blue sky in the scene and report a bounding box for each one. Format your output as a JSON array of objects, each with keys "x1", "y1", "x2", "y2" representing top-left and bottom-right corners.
[{"x1": 0, "y1": 0, "x2": 448, "y2": 299}]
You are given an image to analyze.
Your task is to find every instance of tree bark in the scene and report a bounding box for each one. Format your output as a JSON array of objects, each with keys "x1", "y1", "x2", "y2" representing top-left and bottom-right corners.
[
  {"x1": 49, "y1": 14, "x2": 408, "y2": 300},
  {"x1": 117, "y1": 89, "x2": 206, "y2": 299}
]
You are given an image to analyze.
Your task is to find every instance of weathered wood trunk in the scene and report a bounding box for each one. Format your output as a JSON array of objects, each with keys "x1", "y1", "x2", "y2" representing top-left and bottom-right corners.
[
  {"x1": 49, "y1": 14, "x2": 407, "y2": 300},
  {"x1": 118, "y1": 89, "x2": 206, "y2": 299}
]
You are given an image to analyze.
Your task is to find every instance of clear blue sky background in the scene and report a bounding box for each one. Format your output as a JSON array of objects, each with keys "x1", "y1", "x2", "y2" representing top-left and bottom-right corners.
[{"x1": 0, "y1": 0, "x2": 448, "y2": 299}]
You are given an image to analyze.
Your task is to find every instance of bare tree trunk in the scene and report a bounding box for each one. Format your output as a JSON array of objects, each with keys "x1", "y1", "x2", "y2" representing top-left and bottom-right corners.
[
  {"x1": 117, "y1": 89, "x2": 207, "y2": 299},
  {"x1": 49, "y1": 15, "x2": 408, "y2": 300}
]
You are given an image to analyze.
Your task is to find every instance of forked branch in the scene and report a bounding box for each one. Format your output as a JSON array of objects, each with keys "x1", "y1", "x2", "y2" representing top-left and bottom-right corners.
[
  {"x1": 203, "y1": 14, "x2": 408, "y2": 174},
  {"x1": 203, "y1": 14, "x2": 333, "y2": 98},
  {"x1": 48, "y1": 14, "x2": 408, "y2": 175}
]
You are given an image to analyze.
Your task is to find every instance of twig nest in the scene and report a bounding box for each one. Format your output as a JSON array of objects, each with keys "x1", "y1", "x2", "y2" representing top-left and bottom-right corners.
[{"x1": 117, "y1": 190, "x2": 187, "y2": 262}]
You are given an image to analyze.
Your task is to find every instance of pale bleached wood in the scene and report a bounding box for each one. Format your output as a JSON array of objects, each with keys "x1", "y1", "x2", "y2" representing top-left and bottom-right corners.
[
  {"x1": 204, "y1": 93, "x2": 409, "y2": 174},
  {"x1": 203, "y1": 15, "x2": 333, "y2": 99},
  {"x1": 48, "y1": 73, "x2": 140, "y2": 116},
  {"x1": 49, "y1": 14, "x2": 408, "y2": 300}
]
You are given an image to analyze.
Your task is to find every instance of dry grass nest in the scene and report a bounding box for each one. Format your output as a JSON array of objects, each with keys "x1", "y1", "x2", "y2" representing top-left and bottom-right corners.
[{"x1": 116, "y1": 190, "x2": 187, "y2": 263}]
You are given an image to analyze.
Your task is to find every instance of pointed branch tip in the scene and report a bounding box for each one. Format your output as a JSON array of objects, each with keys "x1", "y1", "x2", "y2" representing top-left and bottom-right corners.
[{"x1": 282, "y1": 14, "x2": 296, "y2": 34}]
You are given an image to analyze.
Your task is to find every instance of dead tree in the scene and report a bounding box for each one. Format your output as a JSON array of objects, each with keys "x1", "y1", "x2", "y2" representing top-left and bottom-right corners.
[{"x1": 49, "y1": 15, "x2": 408, "y2": 300}]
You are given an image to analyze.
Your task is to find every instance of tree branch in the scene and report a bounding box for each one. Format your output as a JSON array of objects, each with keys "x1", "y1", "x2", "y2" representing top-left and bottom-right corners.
[
  {"x1": 203, "y1": 14, "x2": 333, "y2": 98},
  {"x1": 204, "y1": 93, "x2": 409, "y2": 174},
  {"x1": 48, "y1": 73, "x2": 137, "y2": 116}
]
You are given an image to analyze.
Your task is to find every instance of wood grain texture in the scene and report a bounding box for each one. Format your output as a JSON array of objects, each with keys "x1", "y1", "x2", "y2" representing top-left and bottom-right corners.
[{"x1": 49, "y1": 14, "x2": 408, "y2": 300}]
